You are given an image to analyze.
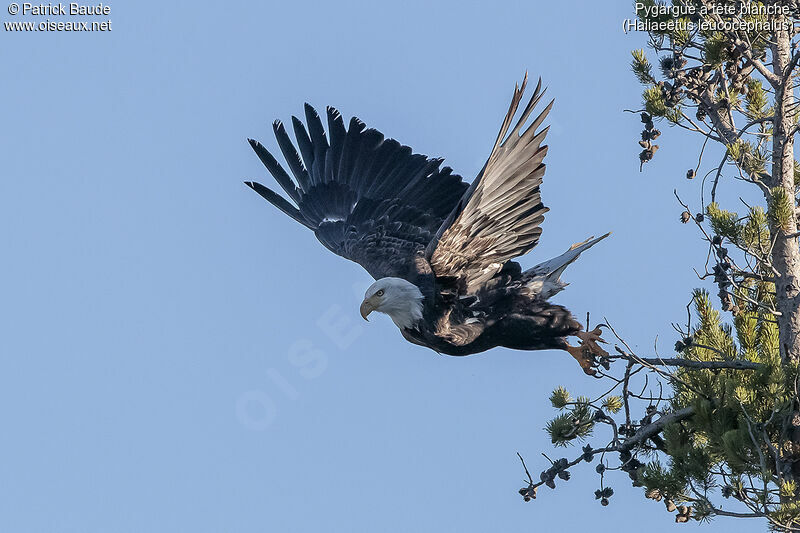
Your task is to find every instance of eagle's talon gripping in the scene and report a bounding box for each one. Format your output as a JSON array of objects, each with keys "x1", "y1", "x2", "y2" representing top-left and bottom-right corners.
[
  {"x1": 566, "y1": 344, "x2": 598, "y2": 376},
  {"x1": 577, "y1": 327, "x2": 609, "y2": 355},
  {"x1": 567, "y1": 326, "x2": 610, "y2": 376}
]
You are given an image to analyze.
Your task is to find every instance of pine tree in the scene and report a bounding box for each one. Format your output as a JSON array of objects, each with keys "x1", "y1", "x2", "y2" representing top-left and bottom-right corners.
[{"x1": 519, "y1": 2, "x2": 800, "y2": 530}]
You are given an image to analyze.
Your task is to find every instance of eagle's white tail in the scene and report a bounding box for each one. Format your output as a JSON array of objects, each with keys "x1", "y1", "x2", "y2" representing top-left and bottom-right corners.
[{"x1": 525, "y1": 232, "x2": 610, "y2": 299}]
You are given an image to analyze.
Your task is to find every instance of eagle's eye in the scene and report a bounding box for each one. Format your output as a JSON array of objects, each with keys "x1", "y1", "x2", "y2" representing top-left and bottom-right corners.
[{"x1": 376, "y1": 289, "x2": 385, "y2": 297}]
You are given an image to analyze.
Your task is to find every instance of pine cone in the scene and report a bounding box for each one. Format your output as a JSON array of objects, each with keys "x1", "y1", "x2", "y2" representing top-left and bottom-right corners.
[
  {"x1": 645, "y1": 488, "x2": 663, "y2": 501},
  {"x1": 675, "y1": 505, "x2": 692, "y2": 523}
]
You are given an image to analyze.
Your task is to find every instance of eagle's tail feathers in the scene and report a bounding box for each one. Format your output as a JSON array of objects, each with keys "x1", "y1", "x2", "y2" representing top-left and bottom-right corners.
[{"x1": 524, "y1": 232, "x2": 610, "y2": 298}]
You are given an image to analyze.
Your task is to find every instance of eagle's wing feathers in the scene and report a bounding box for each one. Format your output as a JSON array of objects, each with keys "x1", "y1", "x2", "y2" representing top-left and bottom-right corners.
[
  {"x1": 427, "y1": 75, "x2": 553, "y2": 294},
  {"x1": 246, "y1": 104, "x2": 468, "y2": 281}
]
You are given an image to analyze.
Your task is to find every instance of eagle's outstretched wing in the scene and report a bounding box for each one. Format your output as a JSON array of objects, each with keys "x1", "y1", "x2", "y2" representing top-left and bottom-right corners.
[
  {"x1": 426, "y1": 75, "x2": 553, "y2": 294},
  {"x1": 246, "y1": 104, "x2": 468, "y2": 281}
]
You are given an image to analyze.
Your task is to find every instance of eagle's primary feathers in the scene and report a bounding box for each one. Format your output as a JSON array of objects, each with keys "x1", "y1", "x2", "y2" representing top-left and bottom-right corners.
[{"x1": 245, "y1": 75, "x2": 609, "y2": 374}]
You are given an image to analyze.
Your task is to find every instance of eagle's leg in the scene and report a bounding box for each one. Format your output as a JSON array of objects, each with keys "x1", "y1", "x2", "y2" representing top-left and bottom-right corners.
[{"x1": 565, "y1": 327, "x2": 609, "y2": 376}]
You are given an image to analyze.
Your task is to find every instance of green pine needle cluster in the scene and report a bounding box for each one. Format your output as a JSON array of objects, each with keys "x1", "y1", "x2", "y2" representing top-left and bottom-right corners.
[
  {"x1": 602, "y1": 396, "x2": 623, "y2": 414},
  {"x1": 726, "y1": 139, "x2": 767, "y2": 178},
  {"x1": 706, "y1": 202, "x2": 741, "y2": 241},
  {"x1": 631, "y1": 49, "x2": 655, "y2": 85},
  {"x1": 640, "y1": 290, "x2": 798, "y2": 526},
  {"x1": 706, "y1": 202, "x2": 772, "y2": 255},
  {"x1": 550, "y1": 386, "x2": 571, "y2": 409},
  {"x1": 768, "y1": 186, "x2": 795, "y2": 232},
  {"x1": 703, "y1": 32, "x2": 728, "y2": 66},
  {"x1": 546, "y1": 393, "x2": 594, "y2": 447},
  {"x1": 745, "y1": 79, "x2": 770, "y2": 119},
  {"x1": 643, "y1": 85, "x2": 668, "y2": 118},
  {"x1": 631, "y1": 49, "x2": 683, "y2": 125}
]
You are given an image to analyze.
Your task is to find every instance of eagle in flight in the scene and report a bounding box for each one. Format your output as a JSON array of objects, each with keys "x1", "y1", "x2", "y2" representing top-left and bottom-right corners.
[{"x1": 245, "y1": 75, "x2": 609, "y2": 375}]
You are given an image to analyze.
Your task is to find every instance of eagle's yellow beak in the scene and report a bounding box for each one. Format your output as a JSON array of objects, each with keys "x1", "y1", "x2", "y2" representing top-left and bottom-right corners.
[{"x1": 360, "y1": 298, "x2": 376, "y2": 321}]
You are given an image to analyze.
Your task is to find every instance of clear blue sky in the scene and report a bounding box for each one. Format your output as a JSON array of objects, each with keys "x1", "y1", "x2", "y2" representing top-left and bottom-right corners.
[{"x1": 1, "y1": 1, "x2": 756, "y2": 532}]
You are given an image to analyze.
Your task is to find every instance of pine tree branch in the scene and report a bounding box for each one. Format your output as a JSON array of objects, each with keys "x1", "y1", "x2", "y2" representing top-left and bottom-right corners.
[
  {"x1": 783, "y1": 49, "x2": 800, "y2": 87},
  {"x1": 710, "y1": 508, "x2": 764, "y2": 519},
  {"x1": 694, "y1": 0, "x2": 779, "y2": 87},
  {"x1": 619, "y1": 406, "x2": 695, "y2": 452},
  {"x1": 517, "y1": 446, "x2": 616, "y2": 498},
  {"x1": 743, "y1": 52, "x2": 780, "y2": 87},
  {"x1": 613, "y1": 355, "x2": 764, "y2": 371},
  {"x1": 520, "y1": 408, "x2": 696, "y2": 499}
]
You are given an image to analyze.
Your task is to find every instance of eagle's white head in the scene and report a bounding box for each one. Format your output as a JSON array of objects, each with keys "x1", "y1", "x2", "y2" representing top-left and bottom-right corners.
[{"x1": 359, "y1": 277, "x2": 424, "y2": 330}]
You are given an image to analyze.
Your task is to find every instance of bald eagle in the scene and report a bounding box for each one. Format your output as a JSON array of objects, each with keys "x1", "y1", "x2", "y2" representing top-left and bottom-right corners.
[{"x1": 245, "y1": 75, "x2": 609, "y2": 374}]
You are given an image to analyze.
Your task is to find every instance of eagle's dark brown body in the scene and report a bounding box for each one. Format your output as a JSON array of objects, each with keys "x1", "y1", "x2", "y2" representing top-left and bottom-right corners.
[
  {"x1": 406, "y1": 300, "x2": 580, "y2": 355},
  {"x1": 396, "y1": 258, "x2": 582, "y2": 355}
]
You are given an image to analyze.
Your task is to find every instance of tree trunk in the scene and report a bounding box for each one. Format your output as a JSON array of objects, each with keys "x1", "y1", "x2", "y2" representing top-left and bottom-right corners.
[
  {"x1": 770, "y1": 24, "x2": 800, "y2": 491},
  {"x1": 770, "y1": 27, "x2": 800, "y2": 364}
]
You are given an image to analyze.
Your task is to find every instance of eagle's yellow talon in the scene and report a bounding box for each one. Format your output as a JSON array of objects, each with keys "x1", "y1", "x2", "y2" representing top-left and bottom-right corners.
[
  {"x1": 566, "y1": 326, "x2": 609, "y2": 375},
  {"x1": 566, "y1": 344, "x2": 598, "y2": 376}
]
